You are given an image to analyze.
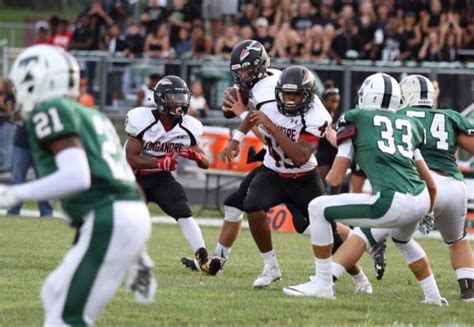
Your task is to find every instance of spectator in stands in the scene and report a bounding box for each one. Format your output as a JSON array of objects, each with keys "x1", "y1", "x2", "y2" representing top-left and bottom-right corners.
[
  {"x1": 175, "y1": 27, "x2": 193, "y2": 59},
  {"x1": 439, "y1": 11, "x2": 463, "y2": 50},
  {"x1": 356, "y1": 0, "x2": 377, "y2": 59},
  {"x1": 291, "y1": 1, "x2": 316, "y2": 40},
  {"x1": 237, "y1": 2, "x2": 258, "y2": 28},
  {"x1": 191, "y1": 25, "x2": 212, "y2": 58},
  {"x1": 402, "y1": 11, "x2": 423, "y2": 61},
  {"x1": 254, "y1": 17, "x2": 275, "y2": 55},
  {"x1": 314, "y1": 1, "x2": 337, "y2": 28},
  {"x1": 418, "y1": 30, "x2": 443, "y2": 61},
  {"x1": 102, "y1": 0, "x2": 130, "y2": 31},
  {"x1": 440, "y1": 32, "x2": 460, "y2": 61},
  {"x1": 329, "y1": 18, "x2": 364, "y2": 62},
  {"x1": 428, "y1": 0, "x2": 446, "y2": 30},
  {"x1": 86, "y1": 0, "x2": 115, "y2": 29},
  {"x1": 378, "y1": 15, "x2": 409, "y2": 61},
  {"x1": 78, "y1": 78, "x2": 95, "y2": 108},
  {"x1": 274, "y1": 0, "x2": 295, "y2": 28},
  {"x1": 305, "y1": 25, "x2": 329, "y2": 61},
  {"x1": 188, "y1": 80, "x2": 210, "y2": 119},
  {"x1": 201, "y1": 0, "x2": 224, "y2": 40},
  {"x1": 124, "y1": 22, "x2": 144, "y2": 58},
  {"x1": 167, "y1": 0, "x2": 193, "y2": 48},
  {"x1": 274, "y1": 22, "x2": 305, "y2": 62},
  {"x1": 136, "y1": 73, "x2": 160, "y2": 107},
  {"x1": 34, "y1": 21, "x2": 51, "y2": 45},
  {"x1": 51, "y1": 19, "x2": 72, "y2": 49},
  {"x1": 432, "y1": 79, "x2": 440, "y2": 108},
  {"x1": 239, "y1": 25, "x2": 254, "y2": 40},
  {"x1": 144, "y1": 23, "x2": 173, "y2": 59},
  {"x1": 258, "y1": 0, "x2": 277, "y2": 27},
  {"x1": 103, "y1": 23, "x2": 128, "y2": 106},
  {"x1": 140, "y1": 0, "x2": 169, "y2": 35},
  {"x1": 214, "y1": 24, "x2": 239, "y2": 59}
]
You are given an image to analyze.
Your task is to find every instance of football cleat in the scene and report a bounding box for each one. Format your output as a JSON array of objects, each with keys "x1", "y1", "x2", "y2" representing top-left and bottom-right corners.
[
  {"x1": 421, "y1": 297, "x2": 449, "y2": 307},
  {"x1": 125, "y1": 252, "x2": 157, "y2": 305},
  {"x1": 253, "y1": 263, "x2": 282, "y2": 288},
  {"x1": 368, "y1": 239, "x2": 386, "y2": 280},
  {"x1": 459, "y1": 278, "x2": 474, "y2": 302},
  {"x1": 181, "y1": 248, "x2": 222, "y2": 276},
  {"x1": 283, "y1": 279, "x2": 335, "y2": 299},
  {"x1": 354, "y1": 280, "x2": 373, "y2": 294}
]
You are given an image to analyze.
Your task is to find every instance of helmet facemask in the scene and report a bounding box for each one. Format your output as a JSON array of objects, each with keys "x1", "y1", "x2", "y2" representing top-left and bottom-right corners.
[{"x1": 276, "y1": 88, "x2": 313, "y2": 117}]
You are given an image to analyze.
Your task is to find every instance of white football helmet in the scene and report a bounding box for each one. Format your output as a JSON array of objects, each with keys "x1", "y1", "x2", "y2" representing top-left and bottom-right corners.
[
  {"x1": 399, "y1": 74, "x2": 435, "y2": 109},
  {"x1": 8, "y1": 44, "x2": 80, "y2": 115},
  {"x1": 357, "y1": 73, "x2": 401, "y2": 112}
]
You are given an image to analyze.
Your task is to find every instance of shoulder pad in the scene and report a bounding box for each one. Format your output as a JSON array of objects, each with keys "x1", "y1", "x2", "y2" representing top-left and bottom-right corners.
[
  {"x1": 125, "y1": 107, "x2": 156, "y2": 138},
  {"x1": 182, "y1": 115, "x2": 204, "y2": 138},
  {"x1": 336, "y1": 122, "x2": 357, "y2": 145},
  {"x1": 252, "y1": 73, "x2": 279, "y2": 106}
]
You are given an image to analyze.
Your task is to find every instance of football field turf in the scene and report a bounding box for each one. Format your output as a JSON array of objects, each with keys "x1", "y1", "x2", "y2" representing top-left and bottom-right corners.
[{"x1": 0, "y1": 216, "x2": 472, "y2": 326}]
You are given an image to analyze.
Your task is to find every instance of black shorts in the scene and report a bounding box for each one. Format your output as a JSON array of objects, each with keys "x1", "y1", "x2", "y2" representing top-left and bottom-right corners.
[
  {"x1": 243, "y1": 166, "x2": 325, "y2": 233},
  {"x1": 224, "y1": 165, "x2": 264, "y2": 211},
  {"x1": 136, "y1": 171, "x2": 192, "y2": 219}
]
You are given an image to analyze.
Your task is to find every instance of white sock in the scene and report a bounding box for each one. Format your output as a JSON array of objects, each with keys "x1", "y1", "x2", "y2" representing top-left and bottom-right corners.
[
  {"x1": 262, "y1": 249, "x2": 278, "y2": 266},
  {"x1": 419, "y1": 274, "x2": 441, "y2": 300},
  {"x1": 351, "y1": 271, "x2": 368, "y2": 285},
  {"x1": 455, "y1": 267, "x2": 474, "y2": 280},
  {"x1": 178, "y1": 217, "x2": 206, "y2": 252},
  {"x1": 316, "y1": 257, "x2": 333, "y2": 286},
  {"x1": 332, "y1": 262, "x2": 346, "y2": 280},
  {"x1": 214, "y1": 243, "x2": 231, "y2": 258}
]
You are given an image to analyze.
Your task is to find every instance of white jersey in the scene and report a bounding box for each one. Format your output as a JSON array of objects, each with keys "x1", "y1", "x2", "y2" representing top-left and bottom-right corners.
[
  {"x1": 140, "y1": 85, "x2": 156, "y2": 107},
  {"x1": 125, "y1": 107, "x2": 203, "y2": 171},
  {"x1": 249, "y1": 68, "x2": 281, "y2": 109},
  {"x1": 259, "y1": 96, "x2": 332, "y2": 173}
]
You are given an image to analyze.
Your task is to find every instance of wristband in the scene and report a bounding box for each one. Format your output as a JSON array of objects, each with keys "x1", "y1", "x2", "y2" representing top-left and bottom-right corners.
[
  {"x1": 239, "y1": 111, "x2": 249, "y2": 121},
  {"x1": 232, "y1": 130, "x2": 245, "y2": 143}
]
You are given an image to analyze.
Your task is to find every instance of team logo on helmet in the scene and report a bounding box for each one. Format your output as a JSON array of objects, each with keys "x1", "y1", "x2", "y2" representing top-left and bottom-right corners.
[
  {"x1": 302, "y1": 71, "x2": 314, "y2": 85},
  {"x1": 240, "y1": 48, "x2": 250, "y2": 61}
]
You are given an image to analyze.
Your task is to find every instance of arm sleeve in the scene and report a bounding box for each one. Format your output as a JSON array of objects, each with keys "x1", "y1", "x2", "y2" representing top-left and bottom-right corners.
[
  {"x1": 336, "y1": 139, "x2": 354, "y2": 160},
  {"x1": 11, "y1": 147, "x2": 91, "y2": 201}
]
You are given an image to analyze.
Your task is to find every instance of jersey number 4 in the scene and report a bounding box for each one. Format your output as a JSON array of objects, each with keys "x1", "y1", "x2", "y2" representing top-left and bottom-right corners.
[
  {"x1": 406, "y1": 111, "x2": 448, "y2": 150},
  {"x1": 373, "y1": 115, "x2": 413, "y2": 158}
]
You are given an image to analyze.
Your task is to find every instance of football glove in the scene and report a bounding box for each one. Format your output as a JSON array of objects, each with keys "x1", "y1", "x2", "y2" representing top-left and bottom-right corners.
[
  {"x1": 179, "y1": 148, "x2": 204, "y2": 162},
  {"x1": 0, "y1": 184, "x2": 20, "y2": 208},
  {"x1": 418, "y1": 212, "x2": 435, "y2": 235},
  {"x1": 156, "y1": 151, "x2": 177, "y2": 171}
]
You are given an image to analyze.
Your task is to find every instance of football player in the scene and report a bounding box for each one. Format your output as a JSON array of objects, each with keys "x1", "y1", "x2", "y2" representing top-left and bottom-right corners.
[
  {"x1": 0, "y1": 45, "x2": 155, "y2": 325},
  {"x1": 124, "y1": 75, "x2": 221, "y2": 275},
  {"x1": 365, "y1": 75, "x2": 474, "y2": 301},
  {"x1": 283, "y1": 73, "x2": 448, "y2": 306},
  {"x1": 222, "y1": 65, "x2": 372, "y2": 292}
]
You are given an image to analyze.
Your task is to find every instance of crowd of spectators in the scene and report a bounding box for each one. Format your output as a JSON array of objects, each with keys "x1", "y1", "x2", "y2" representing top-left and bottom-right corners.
[{"x1": 31, "y1": 0, "x2": 473, "y2": 64}]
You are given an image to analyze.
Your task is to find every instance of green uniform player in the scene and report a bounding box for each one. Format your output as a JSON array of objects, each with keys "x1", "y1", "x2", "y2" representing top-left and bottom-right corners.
[
  {"x1": 0, "y1": 45, "x2": 155, "y2": 325},
  {"x1": 284, "y1": 73, "x2": 447, "y2": 306},
  {"x1": 372, "y1": 74, "x2": 474, "y2": 301}
]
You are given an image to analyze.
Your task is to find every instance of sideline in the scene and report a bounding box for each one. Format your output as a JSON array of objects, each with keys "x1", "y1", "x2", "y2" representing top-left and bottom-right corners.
[{"x1": 1, "y1": 208, "x2": 473, "y2": 241}]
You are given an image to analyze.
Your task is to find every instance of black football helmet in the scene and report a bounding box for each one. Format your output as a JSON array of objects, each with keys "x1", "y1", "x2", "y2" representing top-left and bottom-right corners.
[
  {"x1": 229, "y1": 40, "x2": 270, "y2": 90},
  {"x1": 153, "y1": 75, "x2": 191, "y2": 117},
  {"x1": 275, "y1": 66, "x2": 316, "y2": 117}
]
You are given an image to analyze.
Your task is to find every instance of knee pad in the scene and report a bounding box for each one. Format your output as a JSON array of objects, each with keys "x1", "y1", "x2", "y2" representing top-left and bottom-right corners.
[
  {"x1": 224, "y1": 205, "x2": 243, "y2": 222},
  {"x1": 393, "y1": 238, "x2": 426, "y2": 265}
]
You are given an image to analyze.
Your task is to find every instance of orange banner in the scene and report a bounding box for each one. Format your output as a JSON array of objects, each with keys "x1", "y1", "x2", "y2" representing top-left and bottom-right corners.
[{"x1": 266, "y1": 204, "x2": 295, "y2": 233}]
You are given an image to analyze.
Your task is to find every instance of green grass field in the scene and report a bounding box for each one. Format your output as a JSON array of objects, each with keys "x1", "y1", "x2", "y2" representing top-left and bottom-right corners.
[{"x1": 0, "y1": 215, "x2": 472, "y2": 326}]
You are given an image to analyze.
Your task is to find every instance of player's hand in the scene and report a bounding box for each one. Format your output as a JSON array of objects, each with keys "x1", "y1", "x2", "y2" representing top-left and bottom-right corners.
[
  {"x1": 418, "y1": 212, "x2": 435, "y2": 235},
  {"x1": 0, "y1": 184, "x2": 20, "y2": 208},
  {"x1": 179, "y1": 148, "x2": 205, "y2": 162},
  {"x1": 220, "y1": 140, "x2": 240, "y2": 163},
  {"x1": 156, "y1": 151, "x2": 178, "y2": 171},
  {"x1": 250, "y1": 111, "x2": 273, "y2": 130},
  {"x1": 223, "y1": 87, "x2": 247, "y2": 117}
]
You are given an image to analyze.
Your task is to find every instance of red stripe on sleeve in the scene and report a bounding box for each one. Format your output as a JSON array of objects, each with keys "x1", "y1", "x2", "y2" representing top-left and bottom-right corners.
[{"x1": 298, "y1": 133, "x2": 319, "y2": 143}]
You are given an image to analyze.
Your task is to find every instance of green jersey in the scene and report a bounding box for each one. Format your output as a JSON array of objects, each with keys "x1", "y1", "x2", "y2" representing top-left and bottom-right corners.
[
  {"x1": 26, "y1": 98, "x2": 140, "y2": 226},
  {"x1": 398, "y1": 107, "x2": 474, "y2": 180},
  {"x1": 339, "y1": 109, "x2": 426, "y2": 195}
]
